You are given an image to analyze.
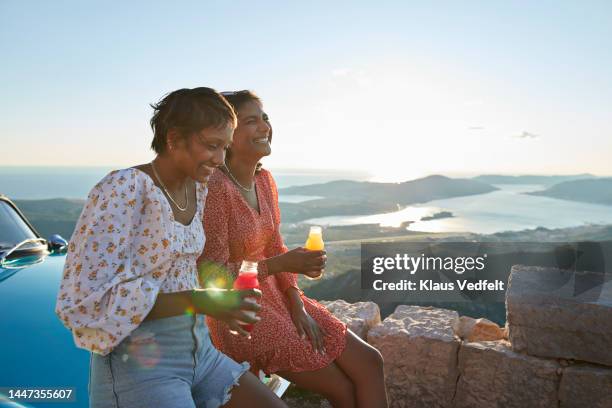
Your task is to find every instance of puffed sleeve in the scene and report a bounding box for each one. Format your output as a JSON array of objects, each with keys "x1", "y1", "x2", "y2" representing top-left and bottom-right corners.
[
  {"x1": 263, "y1": 170, "x2": 300, "y2": 293},
  {"x1": 55, "y1": 169, "x2": 172, "y2": 356},
  {"x1": 198, "y1": 172, "x2": 276, "y2": 286}
]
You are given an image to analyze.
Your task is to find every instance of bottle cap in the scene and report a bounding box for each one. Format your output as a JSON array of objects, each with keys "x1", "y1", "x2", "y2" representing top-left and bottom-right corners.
[
  {"x1": 309, "y1": 226, "x2": 322, "y2": 234},
  {"x1": 240, "y1": 260, "x2": 258, "y2": 274}
]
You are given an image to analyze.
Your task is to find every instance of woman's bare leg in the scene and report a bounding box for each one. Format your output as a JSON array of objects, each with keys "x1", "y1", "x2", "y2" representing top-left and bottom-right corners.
[
  {"x1": 278, "y1": 362, "x2": 355, "y2": 408},
  {"x1": 335, "y1": 329, "x2": 387, "y2": 408},
  {"x1": 222, "y1": 371, "x2": 287, "y2": 408}
]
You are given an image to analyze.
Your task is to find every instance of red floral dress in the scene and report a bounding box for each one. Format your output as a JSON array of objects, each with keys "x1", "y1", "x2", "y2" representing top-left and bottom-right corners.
[{"x1": 198, "y1": 168, "x2": 347, "y2": 375}]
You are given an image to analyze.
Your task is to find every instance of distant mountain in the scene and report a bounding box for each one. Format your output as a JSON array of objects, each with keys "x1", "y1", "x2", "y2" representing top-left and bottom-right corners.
[
  {"x1": 14, "y1": 198, "x2": 85, "y2": 240},
  {"x1": 279, "y1": 200, "x2": 400, "y2": 224},
  {"x1": 280, "y1": 175, "x2": 497, "y2": 202},
  {"x1": 526, "y1": 178, "x2": 612, "y2": 206},
  {"x1": 473, "y1": 174, "x2": 595, "y2": 186},
  {"x1": 279, "y1": 175, "x2": 497, "y2": 223}
]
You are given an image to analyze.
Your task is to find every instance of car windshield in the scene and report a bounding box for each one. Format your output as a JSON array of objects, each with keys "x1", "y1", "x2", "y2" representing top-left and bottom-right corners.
[{"x1": 0, "y1": 200, "x2": 39, "y2": 251}]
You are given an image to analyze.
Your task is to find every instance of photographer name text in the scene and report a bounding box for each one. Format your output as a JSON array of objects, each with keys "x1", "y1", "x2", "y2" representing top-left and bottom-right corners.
[{"x1": 372, "y1": 279, "x2": 505, "y2": 291}]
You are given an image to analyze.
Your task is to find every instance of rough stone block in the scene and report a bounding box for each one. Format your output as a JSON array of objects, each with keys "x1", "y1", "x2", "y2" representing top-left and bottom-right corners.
[
  {"x1": 506, "y1": 265, "x2": 612, "y2": 366},
  {"x1": 367, "y1": 305, "x2": 460, "y2": 408},
  {"x1": 320, "y1": 299, "x2": 381, "y2": 340},
  {"x1": 559, "y1": 364, "x2": 612, "y2": 408},
  {"x1": 455, "y1": 340, "x2": 560, "y2": 408},
  {"x1": 452, "y1": 316, "x2": 505, "y2": 342}
]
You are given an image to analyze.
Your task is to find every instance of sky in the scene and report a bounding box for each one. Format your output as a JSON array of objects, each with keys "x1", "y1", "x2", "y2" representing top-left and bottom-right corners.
[{"x1": 1, "y1": 0, "x2": 611, "y2": 181}]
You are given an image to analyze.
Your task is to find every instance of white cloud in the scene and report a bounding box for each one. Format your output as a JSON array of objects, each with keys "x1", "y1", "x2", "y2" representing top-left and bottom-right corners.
[
  {"x1": 513, "y1": 131, "x2": 539, "y2": 139},
  {"x1": 331, "y1": 68, "x2": 351, "y2": 77}
]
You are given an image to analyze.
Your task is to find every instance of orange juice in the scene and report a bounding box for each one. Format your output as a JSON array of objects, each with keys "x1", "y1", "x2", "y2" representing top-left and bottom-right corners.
[
  {"x1": 233, "y1": 261, "x2": 260, "y2": 332},
  {"x1": 304, "y1": 226, "x2": 324, "y2": 280},
  {"x1": 305, "y1": 226, "x2": 324, "y2": 250}
]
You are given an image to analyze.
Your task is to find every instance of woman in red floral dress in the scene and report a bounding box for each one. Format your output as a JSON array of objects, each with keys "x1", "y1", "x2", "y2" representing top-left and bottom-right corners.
[{"x1": 198, "y1": 91, "x2": 387, "y2": 407}]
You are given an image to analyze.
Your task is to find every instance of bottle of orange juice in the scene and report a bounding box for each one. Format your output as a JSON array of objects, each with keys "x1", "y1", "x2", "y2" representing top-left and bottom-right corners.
[
  {"x1": 304, "y1": 226, "x2": 325, "y2": 280},
  {"x1": 233, "y1": 260, "x2": 260, "y2": 332}
]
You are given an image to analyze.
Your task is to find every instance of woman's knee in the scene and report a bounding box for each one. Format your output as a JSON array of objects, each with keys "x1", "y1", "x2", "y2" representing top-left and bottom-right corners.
[
  {"x1": 349, "y1": 337, "x2": 384, "y2": 373},
  {"x1": 338, "y1": 332, "x2": 385, "y2": 381},
  {"x1": 365, "y1": 345, "x2": 384, "y2": 372}
]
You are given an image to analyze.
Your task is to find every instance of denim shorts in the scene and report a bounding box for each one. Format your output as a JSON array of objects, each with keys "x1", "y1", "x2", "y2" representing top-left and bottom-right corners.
[{"x1": 89, "y1": 314, "x2": 250, "y2": 408}]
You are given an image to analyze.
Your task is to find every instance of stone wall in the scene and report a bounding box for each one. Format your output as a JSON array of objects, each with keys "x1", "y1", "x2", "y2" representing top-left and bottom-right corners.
[{"x1": 285, "y1": 265, "x2": 611, "y2": 408}]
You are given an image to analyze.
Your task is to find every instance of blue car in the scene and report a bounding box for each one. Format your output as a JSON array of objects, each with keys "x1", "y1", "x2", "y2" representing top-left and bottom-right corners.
[{"x1": 0, "y1": 195, "x2": 88, "y2": 408}]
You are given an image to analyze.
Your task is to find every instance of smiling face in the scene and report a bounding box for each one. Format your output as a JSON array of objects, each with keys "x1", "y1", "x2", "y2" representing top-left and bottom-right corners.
[
  {"x1": 168, "y1": 123, "x2": 234, "y2": 184},
  {"x1": 229, "y1": 100, "x2": 272, "y2": 162}
]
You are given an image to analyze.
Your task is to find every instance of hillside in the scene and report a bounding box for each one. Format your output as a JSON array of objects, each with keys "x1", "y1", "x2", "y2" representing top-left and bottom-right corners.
[
  {"x1": 279, "y1": 175, "x2": 497, "y2": 223},
  {"x1": 14, "y1": 198, "x2": 85, "y2": 239},
  {"x1": 280, "y1": 175, "x2": 497, "y2": 202},
  {"x1": 526, "y1": 178, "x2": 612, "y2": 206},
  {"x1": 472, "y1": 174, "x2": 595, "y2": 186},
  {"x1": 301, "y1": 223, "x2": 612, "y2": 324}
]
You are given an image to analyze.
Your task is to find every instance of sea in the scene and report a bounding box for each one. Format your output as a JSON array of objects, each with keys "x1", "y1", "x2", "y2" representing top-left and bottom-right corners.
[
  {"x1": 306, "y1": 184, "x2": 612, "y2": 234},
  {"x1": 2, "y1": 166, "x2": 611, "y2": 234}
]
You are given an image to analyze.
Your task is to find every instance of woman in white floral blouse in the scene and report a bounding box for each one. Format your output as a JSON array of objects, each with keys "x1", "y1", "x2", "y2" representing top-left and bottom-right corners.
[{"x1": 55, "y1": 87, "x2": 288, "y2": 408}]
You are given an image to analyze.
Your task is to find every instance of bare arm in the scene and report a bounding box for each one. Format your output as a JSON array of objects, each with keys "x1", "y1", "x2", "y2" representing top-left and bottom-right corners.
[{"x1": 147, "y1": 288, "x2": 262, "y2": 337}]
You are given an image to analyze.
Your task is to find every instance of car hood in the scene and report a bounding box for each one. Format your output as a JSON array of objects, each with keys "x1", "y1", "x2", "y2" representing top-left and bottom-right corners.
[
  {"x1": 0, "y1": 253, "x2": 90, "y2": 408},
  {"x1": 1, "y1": 249, "x2": 67, "y2": 281}
]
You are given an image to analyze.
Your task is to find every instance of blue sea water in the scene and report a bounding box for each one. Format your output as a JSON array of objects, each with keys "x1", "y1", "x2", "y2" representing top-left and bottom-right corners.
[
  {"x1": 306, "y1": 184, "x2": 612, "y2": 234},
  {"x1": 0, "y1": 166, "x2": 367, "y2": 200}
]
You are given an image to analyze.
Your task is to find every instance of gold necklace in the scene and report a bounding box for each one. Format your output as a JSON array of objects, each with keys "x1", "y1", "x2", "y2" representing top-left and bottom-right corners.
[
  {"x1": 150, "y1": 161, "x2": 189, "y2": 212},
  {"x1": 223, "y1": 163, "x2": 254, "y2": 192}
]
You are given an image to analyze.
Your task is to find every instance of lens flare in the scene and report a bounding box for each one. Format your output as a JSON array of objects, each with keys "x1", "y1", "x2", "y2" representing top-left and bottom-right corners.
[
  {"x1": 126, "y1": 332, "x2": 162, "y2": 369},
  {"x1": 185, "y1": 306, "x2": 195, "y2": 316}
]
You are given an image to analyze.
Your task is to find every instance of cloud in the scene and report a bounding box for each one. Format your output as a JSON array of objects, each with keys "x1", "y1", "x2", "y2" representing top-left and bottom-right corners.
[
  {"x1": 331, "y1": 68, "x2": 351, "y2": 77},
  {"x1": 469, "y1": 126, "x2": 485, "y2": 130},
  {"x1": 513, "y1": 131, "x2": 539, "y2": 139}
]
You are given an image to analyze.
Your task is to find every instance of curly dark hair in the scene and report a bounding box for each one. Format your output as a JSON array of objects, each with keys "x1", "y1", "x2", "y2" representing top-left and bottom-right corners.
[{"x1": 150, "y1": 87, "x2": 237, "y2": 154}]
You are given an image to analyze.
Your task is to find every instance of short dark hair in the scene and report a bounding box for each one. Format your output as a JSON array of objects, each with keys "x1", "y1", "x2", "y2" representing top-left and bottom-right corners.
[{"x1": 150, "y1": 87, "x2": 237, "y2": 154}]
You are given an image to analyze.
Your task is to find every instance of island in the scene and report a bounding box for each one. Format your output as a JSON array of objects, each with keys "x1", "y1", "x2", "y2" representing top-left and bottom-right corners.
[
  {"x1": 526, "y1": 178, "x2": 612, "y2": 206},
  {"x1": 420, "y1": 211, "x2": 454, "y2": 221}
]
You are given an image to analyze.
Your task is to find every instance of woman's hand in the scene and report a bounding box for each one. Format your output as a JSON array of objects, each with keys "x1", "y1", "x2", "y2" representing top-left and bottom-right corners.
[
  {"x1": 192, "y1": 288, "x2": 262, "y2": 337},
  {"x1": 266, "y1": 247, "x2": 326, "y2": 279},
  {"x1": 290, "y1": 304, "x2": 328, "y2": 355},
  {"x1": 286, "y1": 287, "x2": 327, "y2": 354}
]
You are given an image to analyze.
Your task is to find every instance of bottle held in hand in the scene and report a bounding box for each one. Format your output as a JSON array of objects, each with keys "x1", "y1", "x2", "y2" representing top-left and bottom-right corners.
[
  {"x1": 304, "y1": 226, "x2": 325, "y2": 280},
  {"x1": 233, "y1": 260, "x2": 260, "y2": 332}
]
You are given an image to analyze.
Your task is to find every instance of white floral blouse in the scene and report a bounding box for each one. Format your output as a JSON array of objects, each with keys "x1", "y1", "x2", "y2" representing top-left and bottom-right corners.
[{"x1": 55, "y1": 168, "x2": 207, "y2": 355}]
